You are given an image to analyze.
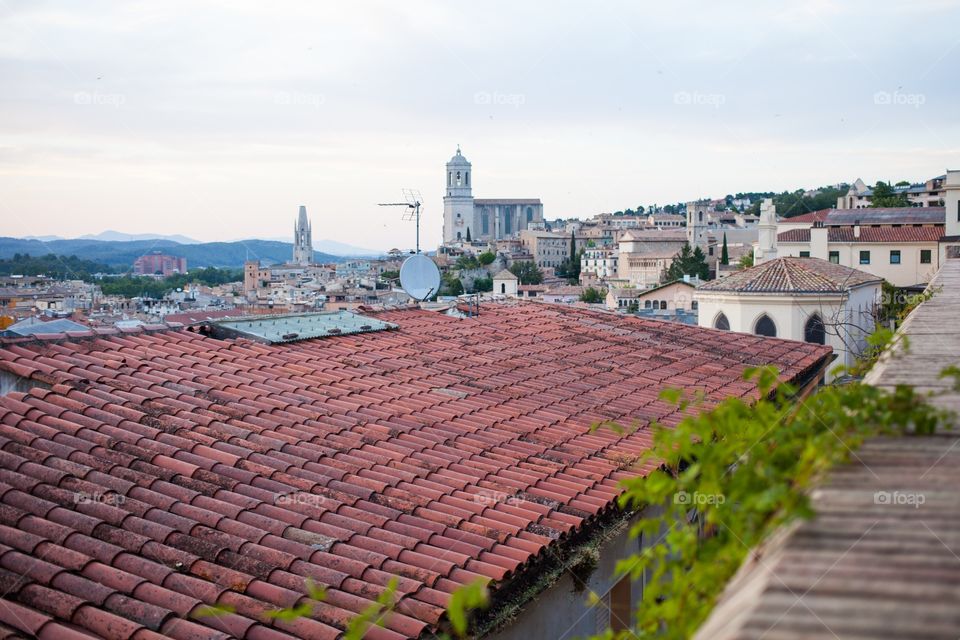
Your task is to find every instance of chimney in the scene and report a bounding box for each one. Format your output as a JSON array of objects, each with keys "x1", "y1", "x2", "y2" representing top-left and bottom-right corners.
[{"x1": 854, "y1": 220, "x2": 861, "y2": 238}]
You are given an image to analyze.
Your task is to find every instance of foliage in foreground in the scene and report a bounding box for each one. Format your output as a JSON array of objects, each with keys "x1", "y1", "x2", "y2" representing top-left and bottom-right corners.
[{"x1": 592, "y1": 366, "x2": 948, "y2": 639}]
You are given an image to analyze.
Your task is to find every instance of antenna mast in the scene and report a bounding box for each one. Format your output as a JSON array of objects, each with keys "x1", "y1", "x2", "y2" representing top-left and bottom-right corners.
[{"x1": 377, "y1": 189, "x2": 423, "y2": 253}]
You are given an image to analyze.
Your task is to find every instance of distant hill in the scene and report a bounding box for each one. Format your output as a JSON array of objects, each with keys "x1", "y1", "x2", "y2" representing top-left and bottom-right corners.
[
  {"x1": 0, "y1": 237, "x2": 349, "y2": 270},
  {"x1": 79, "y1": 230, "x2": 202, "y2": 244}
]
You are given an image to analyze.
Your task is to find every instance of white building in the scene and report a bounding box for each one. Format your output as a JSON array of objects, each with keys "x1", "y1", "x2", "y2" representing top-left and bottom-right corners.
[
  {"x1": 837, "y1": 175, "x2": 946, "y2": 209},
  {"x1": 694, "y1": 257, "x2": 881, "y2": 379},
  {"x1": 442, "y1": 147, "x2": 544, "y2": 243},
  {"x1": 493, "y1": 269, "x2": 519, "y2": 297},
  {"x1": 581, "y1": 247, "x2": 619, "y2": 280}
]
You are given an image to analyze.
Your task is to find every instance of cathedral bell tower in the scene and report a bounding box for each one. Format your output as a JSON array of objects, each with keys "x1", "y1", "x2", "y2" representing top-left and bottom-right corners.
[
  {"x1": 443, "y1": 146, "x2": 475, "y2": 243},
  {"x1": 292, "y1": 205, "x2": 313, "y2": 266}
]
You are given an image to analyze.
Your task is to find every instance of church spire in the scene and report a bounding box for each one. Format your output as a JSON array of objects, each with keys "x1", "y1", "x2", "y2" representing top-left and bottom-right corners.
[{"x1": 293, "y1": 205, "x2": 313, "y2": 266}]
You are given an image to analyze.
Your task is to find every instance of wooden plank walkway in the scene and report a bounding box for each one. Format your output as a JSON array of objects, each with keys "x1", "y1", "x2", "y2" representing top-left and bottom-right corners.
[{"x1": 695, "y1": 258, "x2": 960, "y2": 640}]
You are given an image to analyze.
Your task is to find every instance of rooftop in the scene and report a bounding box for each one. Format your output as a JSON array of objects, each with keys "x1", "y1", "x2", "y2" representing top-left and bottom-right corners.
[
  {"x1": 783, "y1": 207, "x2": 944, "y2": 226},
  {"x1": 473, "y1": 199, "x2": 541, "y2": 206},
  {"x1": 778, "y1": 226, "x2": 945, "y2": 244},
  {"x1": 697, "y1": 257, "x2": 882, "y2": 294},
  {"x1": 0, "y1": 303, "x2": 831, "y2": 639}
]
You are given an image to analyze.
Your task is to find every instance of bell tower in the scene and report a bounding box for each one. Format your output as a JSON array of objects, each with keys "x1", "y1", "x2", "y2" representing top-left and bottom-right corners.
[
  {"x1": 686, "y1": 200, "x2": 708, "y2": 248},
  {"x1": 292, "y1": 205, "x2": 313, "y2": 266},
  {"x1": 443, "y1": 146, "x2": 475, "y2": 243}
]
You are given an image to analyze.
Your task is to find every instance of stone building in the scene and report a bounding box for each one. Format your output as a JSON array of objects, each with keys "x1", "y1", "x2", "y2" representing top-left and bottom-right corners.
[
  {"x1": 292, "y1": 205, "x2": 313, "y2": 266},
  {"x1": 442, "y1": 147, "x2": 544, "y2": 243}
]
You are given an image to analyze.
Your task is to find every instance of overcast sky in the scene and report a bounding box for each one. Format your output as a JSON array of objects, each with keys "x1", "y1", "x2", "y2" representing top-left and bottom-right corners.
[{"x1": 1, "y1": 0, "x2": 958, "y2": 251}]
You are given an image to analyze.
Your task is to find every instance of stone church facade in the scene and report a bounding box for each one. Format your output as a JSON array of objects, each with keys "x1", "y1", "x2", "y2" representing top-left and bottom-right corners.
[{"x1": 442, "y1": 147, "x2": 544, "y2": 243}]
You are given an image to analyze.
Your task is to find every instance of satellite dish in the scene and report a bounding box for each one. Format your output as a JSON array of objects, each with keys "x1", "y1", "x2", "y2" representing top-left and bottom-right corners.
[{"x1": 399, "y1": 254, "x2": 440, "y2": 301}]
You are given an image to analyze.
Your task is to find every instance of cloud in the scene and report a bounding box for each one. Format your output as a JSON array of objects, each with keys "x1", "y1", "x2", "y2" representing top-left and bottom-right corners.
[{"x1": 1, "y1": 0, "x2": 959, "y2": 249}]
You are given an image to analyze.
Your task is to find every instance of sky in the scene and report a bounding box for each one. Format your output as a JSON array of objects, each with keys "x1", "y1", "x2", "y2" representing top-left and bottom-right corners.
[{"x1": 1, "y1": 0, "x2": 958, "y2": 251}]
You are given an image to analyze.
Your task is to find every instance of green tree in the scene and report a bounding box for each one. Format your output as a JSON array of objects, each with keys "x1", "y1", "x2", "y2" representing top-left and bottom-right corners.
[
  {"x1": 663, "y1": 243, "x2": 709, "y2": 282},
  {"x1": 470, "y1": 275, "x2": 493, "y2": 293},
  {"x1": 439, "y1": 272, "x2": 463, "y2": 296},
  {"x1": 477, "y1": 251, "x2": 496, "y2": 266},
  {"x1": 508, "y1": 261, "x2": 543, "y2": 285},
  {"x1": 455, "y1": 255, "x2": 481, "y2": 270},
  {"x1": 465, "y1": 227, "x2": 471, "y2": 242},
  {"x1": 579, "y1": 286, "x2": 603, "y2": 303},
  {"x1": 739, "y1": 252, "x2": 754, "y2": 268},
  {"x1": 870, "y1": 181, "x2": 910, "y2": 208},
  {"x1": 720, "y1": 233, "x2": 729, "y2": 266}
]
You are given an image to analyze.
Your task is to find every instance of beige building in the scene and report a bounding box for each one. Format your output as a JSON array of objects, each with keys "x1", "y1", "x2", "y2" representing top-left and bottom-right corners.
[
  {"x1": 771, "y1": 204, "x2": 951, "y2": 287},
  {"x1": 606, "y1": 280, "x2": 697, "y2": 313},
  {"x1": 615, "y1": 229, "x2": 687, "y2": 288},
  {"x1": 519, "y1": 229, "x2": 586, "y2": 269}
]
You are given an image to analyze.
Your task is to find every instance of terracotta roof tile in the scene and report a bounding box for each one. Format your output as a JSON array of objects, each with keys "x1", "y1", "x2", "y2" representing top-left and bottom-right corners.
[
  {"x1": 698, "y1": 257, "x2": 882, "y2": 293},
  {"x1": 0, "y1": 302, "x2": 830, "y2": 638}
]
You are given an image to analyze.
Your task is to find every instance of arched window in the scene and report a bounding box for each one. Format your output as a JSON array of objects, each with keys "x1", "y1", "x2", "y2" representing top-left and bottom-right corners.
[
  {"x1": 500, "y1": 283, "x2": 506, "y2": 294},
  {"x1": 481, "y1": 211, "x2": 489, "y2": 235},
  {"x1": 465, "y1": 172, "x2": 469, "y2": 186},
  {"x1": 714, "y1": 313, "x2": 730, "y2": 330},
  {"x1": 805, "y1": 314, "x2": 825, "y2": 344},
  {"x1": 456, "y1": 171, "x2": 462, "y2": 186},
  {"x1": 644, "y1": 300, "x2": 652, "y2": 309},
  {"x1": 526, "y1": 207, "x2": 533, "y2": 223},
  {"x1": 448, "y1": 171, "x2": 452, "y2": 187},
  {"x1": 503, "y1": 208, "x2": 513, "y2": 235},
  {"x1": 754, "y1": 314, "x2": 777, "y2": 337}
]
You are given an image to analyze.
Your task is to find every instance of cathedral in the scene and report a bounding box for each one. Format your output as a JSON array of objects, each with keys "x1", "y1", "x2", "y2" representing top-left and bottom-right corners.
[
  {"x1": 292, "y1": 205, "x2": 313, "y2": 265},
  {"x1": 442, "y1": 147, "x2": 544, "y2": 243}
]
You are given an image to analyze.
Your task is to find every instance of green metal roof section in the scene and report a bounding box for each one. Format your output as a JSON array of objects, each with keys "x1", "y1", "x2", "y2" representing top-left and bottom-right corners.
[{"x1": 210, "y1": 311, "x2": 397, "y2": 343}]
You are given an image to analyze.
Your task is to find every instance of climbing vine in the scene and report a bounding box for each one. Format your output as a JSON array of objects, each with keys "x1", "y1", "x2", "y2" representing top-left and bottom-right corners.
[{"x1": 589, "y1": 366, "x2": 949, "y2": 639}]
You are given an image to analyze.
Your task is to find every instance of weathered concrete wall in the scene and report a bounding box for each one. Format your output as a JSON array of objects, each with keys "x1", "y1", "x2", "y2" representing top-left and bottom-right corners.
[{"x1": 486, "y1": 508, "x2": 664, "y2": 640}]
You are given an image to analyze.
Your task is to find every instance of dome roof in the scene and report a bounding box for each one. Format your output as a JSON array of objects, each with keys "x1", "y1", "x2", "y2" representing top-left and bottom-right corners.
[{"x1": 447, "y1": 146, "x2": 471, "y2": 166}]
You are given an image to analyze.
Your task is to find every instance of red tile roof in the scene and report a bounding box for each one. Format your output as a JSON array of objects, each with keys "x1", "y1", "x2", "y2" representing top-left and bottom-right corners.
[
  {"x1": 778, "y1": 225, "x2": 945, "y2": 243},
  {"x1": 698, "y1": 257, "x2": 881, "y2": 293},
  {"x1": 0, "y1": 303, "x2": 831, "y2": 639},
  {"x1": 780, "y1": 209, "x2": 831, "y2": 224}
]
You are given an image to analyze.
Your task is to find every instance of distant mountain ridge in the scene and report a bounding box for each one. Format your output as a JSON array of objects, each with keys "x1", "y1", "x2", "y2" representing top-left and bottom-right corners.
[{"x1": 0, "y1": 237, "x2": 363, "y2": 270}]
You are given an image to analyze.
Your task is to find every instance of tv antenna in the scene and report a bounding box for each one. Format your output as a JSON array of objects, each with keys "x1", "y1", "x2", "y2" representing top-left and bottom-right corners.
[{"x1": 378, "y1": 189, "x2": 423, "y2": 253}]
